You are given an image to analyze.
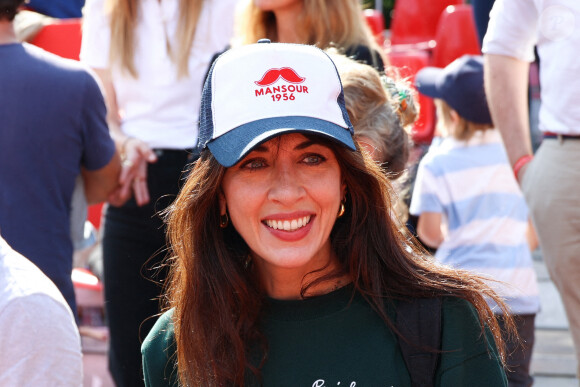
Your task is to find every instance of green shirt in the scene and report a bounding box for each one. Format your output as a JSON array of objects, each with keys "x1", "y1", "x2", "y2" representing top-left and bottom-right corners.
[{"x1": 142, "y1": 286, "x2": 507, "y2": 386}]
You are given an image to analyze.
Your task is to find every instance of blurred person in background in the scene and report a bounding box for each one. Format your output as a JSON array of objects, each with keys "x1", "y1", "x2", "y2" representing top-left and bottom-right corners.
[
  {"x1": 332, "y1": 52, "x2": 415, "y2": 179},
  {"x1": 472, "y1": 0, "x2": 495, "y2": 46},
  {"x1": 411, "y1": 55, "x2": 540, "y2": 387},
  {"x1": 234, "y1": 0, "x2": 385, "y2": 71},
  {"x1": 80, "y1": 0, "x2": 238, "y2": 384},
  {"x1": 483, "y1": 0, "x2": 580, "y2": 377},
  {"x1": 0, "y1": 0, "x2": 120, "y2": 317},
  {"x1": 0, "y1": 234, "x2": 82, "y2": 386},
  {"x1": 26, "y1": 0, "x2": 85, "y2": 18},
  {"x1": 330, "y1": 51, "x2": 417, "y2": 224}
]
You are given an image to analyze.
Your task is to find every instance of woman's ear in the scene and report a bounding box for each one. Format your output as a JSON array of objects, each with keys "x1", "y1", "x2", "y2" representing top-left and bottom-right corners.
[
  {"x1": 219, "y1": 191, "x2": 227, "y2": 215},
  {"x1": 340, "y1": 183, "x2": 347, "y2": 202}
]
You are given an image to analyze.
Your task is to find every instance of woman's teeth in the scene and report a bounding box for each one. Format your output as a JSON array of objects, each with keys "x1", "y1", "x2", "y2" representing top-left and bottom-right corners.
[{"x1": 265, "y1": 216, "x2": 311, "y2": 231}]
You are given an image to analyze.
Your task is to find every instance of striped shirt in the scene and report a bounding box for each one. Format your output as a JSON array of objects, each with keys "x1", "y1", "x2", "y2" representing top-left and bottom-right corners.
[{"x1": 410, "y1": 129, "x2": 540, "y2": 314}]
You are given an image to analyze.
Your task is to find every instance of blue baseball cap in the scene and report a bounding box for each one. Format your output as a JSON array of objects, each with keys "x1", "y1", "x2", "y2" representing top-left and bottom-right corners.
[
  {"x1": 197, "y1": 40, "x2": 356, "y2": 167},
  {"x1": 415, "y1": 55, "x2": 493, "y2": 125}
]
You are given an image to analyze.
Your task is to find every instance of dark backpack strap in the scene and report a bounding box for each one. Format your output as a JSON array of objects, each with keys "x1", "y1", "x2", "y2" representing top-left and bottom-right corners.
[{"x1": 395, "y1": 297, "x2": 442, "y2": 387}]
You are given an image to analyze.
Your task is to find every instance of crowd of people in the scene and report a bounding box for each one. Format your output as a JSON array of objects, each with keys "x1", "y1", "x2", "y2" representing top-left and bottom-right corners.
[{"x1": 1, "y1": 0, "x2": 578, "y2": 386}]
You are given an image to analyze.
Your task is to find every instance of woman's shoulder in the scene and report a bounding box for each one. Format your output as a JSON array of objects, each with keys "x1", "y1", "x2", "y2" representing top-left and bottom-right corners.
[
  {"x1": 141, "y1": 309, "x2": 179, "y2": 386},
  {"x1": 440, "y1": 296, "x2": 489, "y2": 350},
  {"x1": 441, "y1": 296, "x2": 477, "y2": 319},
  {"x1": 143, "y1": 309, "x2": 175, "y2": 347},
  {"x1": 437, "y1": 297, "x2": 507, "y2": 386}
]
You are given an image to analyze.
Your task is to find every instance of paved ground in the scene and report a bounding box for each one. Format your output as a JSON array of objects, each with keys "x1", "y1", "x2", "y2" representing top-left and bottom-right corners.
[
  {"x1": 80, "y1": 249, "x2": 579, "y2": 386},
  {"x1": 531, "y1": 251, "x2": 579, "y2": 386},
  {"x1": 81, "y1": 328, "x2": 114, "y2": 387}
]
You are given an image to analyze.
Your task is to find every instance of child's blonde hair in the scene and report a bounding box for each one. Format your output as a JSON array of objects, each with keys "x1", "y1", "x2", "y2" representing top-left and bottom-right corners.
[
  {"x1": 435, "y1": 99, "x2": 493, "y2": 141},
  {"x1": 329, "y1": 51, "x2": 417, "y2": 178},
  {"x1": 330, "y1": 52, "x2": 419, "y2": 225}
]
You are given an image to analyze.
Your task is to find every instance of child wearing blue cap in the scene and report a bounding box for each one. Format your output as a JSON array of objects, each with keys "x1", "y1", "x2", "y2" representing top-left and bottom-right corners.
[{"x1": 410, "y1": 55, "x2": 540, "y2": 387}]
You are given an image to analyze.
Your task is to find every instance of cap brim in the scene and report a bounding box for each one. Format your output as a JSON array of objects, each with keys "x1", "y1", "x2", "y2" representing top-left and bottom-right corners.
[
  {"x1": 415, "y1": 67, "x2": 445, "y2": 99},
  {"x1": 207, "y1": 116, "x2": 356, "y2": 167}
]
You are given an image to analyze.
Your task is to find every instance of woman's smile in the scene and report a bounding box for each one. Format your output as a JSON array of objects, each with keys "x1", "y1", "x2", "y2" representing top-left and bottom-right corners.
[
  {"x1": 263, "y1": 214, "x2": 312, "y2": 231},
  {"x1": 262, "y1": 212, "x2": 315, "y2": 242}
]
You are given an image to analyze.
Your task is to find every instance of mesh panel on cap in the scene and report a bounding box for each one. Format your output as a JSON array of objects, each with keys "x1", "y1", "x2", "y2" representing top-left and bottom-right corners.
[{"x1": 197, "y1": 60, "x2": 217, "y2": 152}]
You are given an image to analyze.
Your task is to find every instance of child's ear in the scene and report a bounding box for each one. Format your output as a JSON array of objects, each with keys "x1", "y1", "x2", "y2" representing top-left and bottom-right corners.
[{"x1": 449, "y1": 109, "x2": 461, "y2": 123}]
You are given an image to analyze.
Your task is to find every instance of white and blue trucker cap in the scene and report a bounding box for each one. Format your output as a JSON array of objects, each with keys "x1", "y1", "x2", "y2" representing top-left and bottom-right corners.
[{"x1": 198, "y1": 40, "x2": 356, "y2": 167}]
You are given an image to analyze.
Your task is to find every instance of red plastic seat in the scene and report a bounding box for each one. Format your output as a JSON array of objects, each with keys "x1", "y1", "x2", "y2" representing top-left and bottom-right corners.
[
  {"x1": 87, "y1": 202, "x2": 105, "y2": 230},
  {"x1": 29, "y1": 18, "x2": 82, "y2": 60},
  {"x1": 72, "y1": 268, "x2": 104, "y2": 327},
  {"x1": 390, "y1": 0, "x2": 463, "y2": 45},
  {"x1": 431, "y1": 5, "x2": 481, "y2": 68},
  {"x1": 387, "y1": 49, "x2": 435, "y2": 145},
  {"x1": 363, "y1": 9, "x2": 385, "y2": 46}
]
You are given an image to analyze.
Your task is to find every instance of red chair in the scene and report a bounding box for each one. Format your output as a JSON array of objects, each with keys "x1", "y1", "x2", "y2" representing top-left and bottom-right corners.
[
  {"x1": 431, "y1": 5, "x2": 481, "y2": 68},
  {"x1": 72, "y1": 267, "x2": 105, "y2": 328},
  {"x1": 363, "y1": 9, "x2": 386, "y2": 46},
  {"x1": 29, "y1": 18, "x2": 82, "y2": 60},
  {"x1": 387, "y1": 49, "x2": 435, "y2": 145},
  {"x1": 390, "y1": 0, "x2": 463, "y2": 45},
  {"x1": 87, "y1": 202, "x2": 105, "y2": 230}
]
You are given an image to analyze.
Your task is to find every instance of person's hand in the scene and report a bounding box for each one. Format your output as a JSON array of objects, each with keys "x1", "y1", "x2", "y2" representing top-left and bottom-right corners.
[{"x1": 108, "y1": 137, "x2": 157, "y2": 207}]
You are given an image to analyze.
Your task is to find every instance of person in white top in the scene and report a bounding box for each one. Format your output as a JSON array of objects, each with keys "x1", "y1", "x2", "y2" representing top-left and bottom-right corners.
[
  {"x1": 482, "y1": 0, "x2": 580, "y2": 377},
  {"x1": 80, "y1": 0, "x2": 238, "y2": 384},
  {"x1": 0, "y1": 234, "x2": 82, "y2": 386}
]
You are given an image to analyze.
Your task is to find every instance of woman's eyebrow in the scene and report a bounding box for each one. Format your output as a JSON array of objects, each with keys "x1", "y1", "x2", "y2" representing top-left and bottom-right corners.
[
  {"x1": 294, "y1": 140, "x2": 321, "y2": 150},
  {"x1": 250, "y1": 144, "x2": 269, "y2": 153}
]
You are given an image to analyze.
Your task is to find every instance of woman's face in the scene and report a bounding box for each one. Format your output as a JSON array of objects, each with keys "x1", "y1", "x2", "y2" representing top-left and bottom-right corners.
[
  {"x1": 254, "y1": 0, "x2": 302, "y2": 13},
  {"x1": 220, "y1": 133, "x2": 345, "y2": 284}
]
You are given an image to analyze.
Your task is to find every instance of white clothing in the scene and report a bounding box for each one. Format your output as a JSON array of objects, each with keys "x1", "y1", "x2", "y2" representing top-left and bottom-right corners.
[
  {"x1": 482, "y1": 0, "x2": 580, "y2": 135},
  {"x1": 0, "y1": 236, "x2": 82, "y2": 386},
  {"x1": 80, "y1": 0, "x2": 238, "y2": 149}
]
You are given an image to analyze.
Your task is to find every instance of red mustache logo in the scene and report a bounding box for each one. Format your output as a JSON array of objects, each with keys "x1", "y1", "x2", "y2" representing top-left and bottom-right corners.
[{"x1": 255, "y1": 67, "x2": 306, "y2": 86}]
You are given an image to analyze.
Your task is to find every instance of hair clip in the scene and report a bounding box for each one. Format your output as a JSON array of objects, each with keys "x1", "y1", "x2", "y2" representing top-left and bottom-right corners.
[{"x1": 381, "y1": 75, "x2": 409, "y2": 113}]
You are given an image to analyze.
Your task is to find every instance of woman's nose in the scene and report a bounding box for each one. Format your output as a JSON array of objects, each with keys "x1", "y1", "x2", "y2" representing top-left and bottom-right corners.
[{"x1": 267, "y1": 163, "x2": 305, "y2": 204}]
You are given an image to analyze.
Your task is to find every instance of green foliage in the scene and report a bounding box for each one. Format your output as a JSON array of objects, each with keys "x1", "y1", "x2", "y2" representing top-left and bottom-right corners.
[{"x1": 362, "y1": 0, "x2": 395, "y2": 28}]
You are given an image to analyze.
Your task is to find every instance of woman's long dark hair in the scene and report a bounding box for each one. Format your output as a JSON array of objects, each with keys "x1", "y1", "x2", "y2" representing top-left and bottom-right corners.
[{"x1": 164, "y1": 140, "x2": 513, "y2": 386}]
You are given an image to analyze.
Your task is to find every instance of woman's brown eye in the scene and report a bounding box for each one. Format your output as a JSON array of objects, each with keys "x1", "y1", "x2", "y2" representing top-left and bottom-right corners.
[
  {"x1": 242, "y1": 158, "x2": 267, "y2": 170},
  {"x1": 303, "y1": 154, "x2": 326, "y2": 165}
]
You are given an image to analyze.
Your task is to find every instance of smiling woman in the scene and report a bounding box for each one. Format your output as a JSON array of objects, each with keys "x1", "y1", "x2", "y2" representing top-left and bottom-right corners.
[
  {"x1": 221, "y1": 134, "x2": 345, "y2": 299},
  {"x1": 141, "y1": 42, "x2": 513, "y2": 387}
]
